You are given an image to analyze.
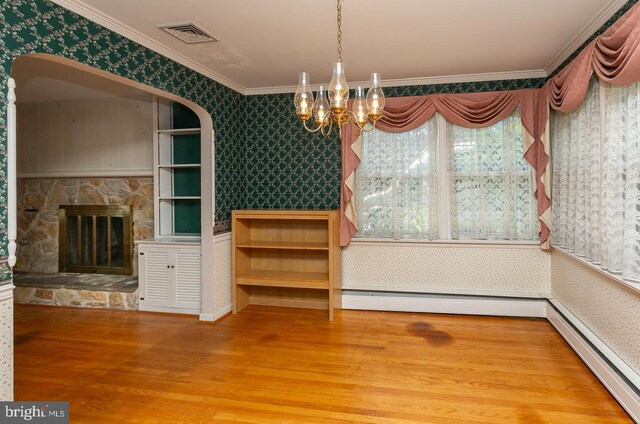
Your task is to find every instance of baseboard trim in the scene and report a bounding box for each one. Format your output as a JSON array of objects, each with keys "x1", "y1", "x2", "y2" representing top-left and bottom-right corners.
[
  {"x1": 547, "y1": 299, "x2": 640, "y2": 421},
  {"x1": 342, "y1": 290, "x2": 547, "y2": 318},
  {"x1": 139, "y1": 305, "x2": 199, "y2": 315},
  {"x1": 212, "y1": 304, "x2": 232, "y2": 321}
]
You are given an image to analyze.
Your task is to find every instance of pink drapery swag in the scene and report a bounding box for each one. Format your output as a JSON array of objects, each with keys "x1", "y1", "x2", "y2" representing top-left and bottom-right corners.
[
  {"x1": 546, "y1": 2, "x2": 640, "y2": 113},
  {"x1": 340, "y1": 89, "x2": 551, "y2": 248}
]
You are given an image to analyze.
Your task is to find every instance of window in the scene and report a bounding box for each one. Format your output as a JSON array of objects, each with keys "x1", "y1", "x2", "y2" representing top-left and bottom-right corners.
[
  {"x1": 355, "y1": 110, "x2": 539, "y2": 241},
  {"x1": 355, "y1": 119, "x2": 439, "y2": 239},
  {"x1": 448, "y1": 111, "x2": 538, "y2": 240},
  {"x1": 552, "y1": 78, "x2": 640, "y2": 282}
]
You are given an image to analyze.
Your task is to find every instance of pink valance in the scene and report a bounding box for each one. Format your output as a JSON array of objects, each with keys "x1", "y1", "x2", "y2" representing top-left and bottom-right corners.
[
  {"x1": 373, "y1": 96, "x2": 436, "y2": 132},
  {"x1": 340, "y1": 89, "x2": 550, "y2": 248},
  {"x1": 370, "y1": 91, "x2": 523, "y2": 133},
  {"x1": 547, "y1": 2, "x2": 640, "y2": 112}
]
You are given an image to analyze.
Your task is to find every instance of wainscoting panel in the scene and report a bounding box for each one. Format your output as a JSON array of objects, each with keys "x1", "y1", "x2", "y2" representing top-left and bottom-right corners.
[
  {"x1": 343, "y1": 242, "x2": 551, "y2": 297},
  {"x1": 551, "y1": 249, "x2": 640, "y2": 376},
  {"x1": 0, "y1": 285, "x2": 13, "y2": 401},
  {"x1": 212, "y1": 233, "x2": 232, "y2": 320}
]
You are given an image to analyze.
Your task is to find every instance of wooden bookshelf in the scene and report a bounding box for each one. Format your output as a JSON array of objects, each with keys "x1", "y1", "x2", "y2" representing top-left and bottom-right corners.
[{"x1": 232, "y1": 210, "x2": 341, "y2": 321}]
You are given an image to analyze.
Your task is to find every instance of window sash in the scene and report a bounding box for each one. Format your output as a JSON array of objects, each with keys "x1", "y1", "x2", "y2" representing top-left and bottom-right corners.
[
  {"x1": 355, "y1": 111, "x2": 538, "y2": 241},
  {"x1": 355, "y1": 119, "x2": 439, "y2": 240}
]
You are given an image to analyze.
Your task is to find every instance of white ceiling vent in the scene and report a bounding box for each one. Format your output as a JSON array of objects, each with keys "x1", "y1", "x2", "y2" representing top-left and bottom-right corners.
[{"x1": 158, "y1": 22, "x2": 218, "y2": 44}]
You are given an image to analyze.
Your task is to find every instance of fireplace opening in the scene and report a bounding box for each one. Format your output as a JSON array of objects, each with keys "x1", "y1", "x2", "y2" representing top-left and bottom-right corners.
[{"x1": 59, "y1": 205, "x2": 133, "y2": 275}]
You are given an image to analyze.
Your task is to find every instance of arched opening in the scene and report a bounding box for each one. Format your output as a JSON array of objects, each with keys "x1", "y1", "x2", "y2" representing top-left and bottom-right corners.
[{"x1": 7, "y1": 53, "x2": 215, "y2": 319}]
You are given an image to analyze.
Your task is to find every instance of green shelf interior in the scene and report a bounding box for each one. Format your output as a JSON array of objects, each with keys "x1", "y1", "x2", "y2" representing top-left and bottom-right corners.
[
  {"x1": 173, "y1": 168, "x2": 201, "y2": 197},
  {"x1": 172, "y1": 133, "x2": 201, "y2": 164},
  {"x1": 174, "y1": 199, "x2": 201, "y2": 234},
  {"x1": 168, "y1": 101, "x2": 201, "y2": 235}
]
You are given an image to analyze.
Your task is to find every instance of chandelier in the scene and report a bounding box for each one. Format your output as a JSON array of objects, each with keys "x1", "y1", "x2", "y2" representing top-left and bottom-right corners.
[{"x1": 293, "y1": 0, "x2": 385, "y2": 137}]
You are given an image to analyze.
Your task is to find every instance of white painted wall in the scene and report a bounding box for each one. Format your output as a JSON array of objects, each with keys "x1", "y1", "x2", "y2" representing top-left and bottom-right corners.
[
  {"x1": 17, "y1": 96, "x2": 153, "y2": 177},
  {"x1": 551, "y1": 249, "x2": 640, "y2": 374},
  {"x1": 343, "y1": 241, "x2": 551, "y2": 297}
]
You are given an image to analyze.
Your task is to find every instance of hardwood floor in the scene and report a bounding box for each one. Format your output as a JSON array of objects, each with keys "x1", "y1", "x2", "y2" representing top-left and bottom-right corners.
[{"x1": 14, "y1": 304, "x2": 631, "y2": 423}]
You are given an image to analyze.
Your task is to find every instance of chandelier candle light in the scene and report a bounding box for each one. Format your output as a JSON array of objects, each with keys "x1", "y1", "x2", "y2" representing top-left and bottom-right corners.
[{"x1": 294, "y1": 0, "x2": 385, "y2": 136}]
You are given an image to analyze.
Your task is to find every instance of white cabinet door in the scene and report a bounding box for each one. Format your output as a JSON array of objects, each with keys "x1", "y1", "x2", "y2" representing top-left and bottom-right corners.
[
  {"x1": 174, "y1": 247, "x2": 201, "y2": 309},
  {"x1": 139, "y1": 248, "x2": 171, "y2": 308},
  {"x1": 138, "y1": 243, "x2": 201, "y2": 313}
]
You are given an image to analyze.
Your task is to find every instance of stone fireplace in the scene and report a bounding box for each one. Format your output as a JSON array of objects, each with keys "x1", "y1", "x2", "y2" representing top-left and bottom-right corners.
[
  {"x1": 13, "y1": 177, "x2": 153, "y2": 310},
  {"x1": 16, "y1": 177, "x2": 153, "y2": 275}
]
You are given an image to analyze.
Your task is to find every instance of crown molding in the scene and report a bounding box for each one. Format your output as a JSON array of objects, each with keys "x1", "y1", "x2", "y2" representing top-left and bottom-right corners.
[
  {"x1": 244, "y1": 69, "x2": 548, "y2": 96},
  {"x1": 544, "y1": 0, "x2": 628, "y2": 75},
  {"x1": 48, "y1": 0, "x2": 624, "y2": 97},
  {"x1": 49, "y1": 0, "x2": 247, "y2": 94}
]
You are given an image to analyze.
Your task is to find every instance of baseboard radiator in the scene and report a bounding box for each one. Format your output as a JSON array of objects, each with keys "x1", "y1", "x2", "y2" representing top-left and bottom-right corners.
[{"x1": 343, "y1": 290, "x2": 640, "y2": 422}]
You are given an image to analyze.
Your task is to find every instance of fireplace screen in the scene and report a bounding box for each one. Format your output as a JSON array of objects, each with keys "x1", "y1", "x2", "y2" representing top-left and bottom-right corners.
[{"x1": 59, "y1": 205, "x2": 133, "y2": 275}]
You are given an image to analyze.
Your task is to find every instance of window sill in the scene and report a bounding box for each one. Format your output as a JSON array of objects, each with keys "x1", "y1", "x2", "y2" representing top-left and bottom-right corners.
[
  {"x1": 349, "y1": 238, "x2": 541, "y2": 249},
  {"x1": 551, "y1": 246, "x2": 640, "y2": 296}
]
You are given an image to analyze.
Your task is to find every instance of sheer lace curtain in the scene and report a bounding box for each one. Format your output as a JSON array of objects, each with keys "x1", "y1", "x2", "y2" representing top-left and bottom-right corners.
[
  {"x1": 355, "y1": 119, "x2": 439, "y2": 239},
  {"x1": 551, "y1": 78, "x2": 640, "y2": 282},
  {"x1": 448, "y1": 110, "x2": 538, "y2": 240}
]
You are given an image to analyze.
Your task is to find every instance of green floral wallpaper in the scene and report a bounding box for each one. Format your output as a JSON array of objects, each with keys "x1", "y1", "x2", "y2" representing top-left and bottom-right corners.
[
  {"x1": 380, "y1": 78, "x2": 545, "y2": 97},
  {"x1": 244, "y1": 94, "x2": 341, "y2": 211},
  {"x1": 0, "y1": 0, "x2": 246, "y2": 272}
]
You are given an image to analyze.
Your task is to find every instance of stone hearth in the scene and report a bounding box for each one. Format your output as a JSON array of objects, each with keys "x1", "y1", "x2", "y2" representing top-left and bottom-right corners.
[{"x1": 13, "y1": 271, "x2": 138, "y2": 310}]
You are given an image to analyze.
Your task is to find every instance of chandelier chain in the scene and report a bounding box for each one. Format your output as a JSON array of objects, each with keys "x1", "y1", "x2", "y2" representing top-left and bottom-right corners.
[{"x1": 336, "y1": 0, "x2": 342, "y2": 63}]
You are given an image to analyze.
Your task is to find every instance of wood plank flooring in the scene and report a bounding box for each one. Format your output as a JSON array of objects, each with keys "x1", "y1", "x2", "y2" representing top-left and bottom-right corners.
[{"x1": 14, "y1": 304, "x2": 632, "y2": 423}]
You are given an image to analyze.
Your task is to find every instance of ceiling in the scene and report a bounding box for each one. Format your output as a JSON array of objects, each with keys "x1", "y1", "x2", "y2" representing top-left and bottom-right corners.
[
  {"x1": 12, "y1": 56, "x2": 151, "y2": 103},
  {"x1": 52, "y1": 0, "x2": 626, "y2": 94}
]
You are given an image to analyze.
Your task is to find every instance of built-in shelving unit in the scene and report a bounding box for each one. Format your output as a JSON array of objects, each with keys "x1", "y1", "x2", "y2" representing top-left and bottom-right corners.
[
  {"x1": 154, "y1": 99, "x2": 202, "y2": 237},
  {"x1": 232, "y1": 210, "x2": 341, "y2": 321},
  {"x1": 139, "y1": 99, "x2": 203, "y2": 315}
]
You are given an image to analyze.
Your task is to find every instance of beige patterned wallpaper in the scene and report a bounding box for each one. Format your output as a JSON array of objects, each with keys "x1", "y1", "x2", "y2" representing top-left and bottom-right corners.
[
  {"x1": 0, "y1": 289, "x2": 13, "y2": 401},
  {"x1": 213, "y1": 235, "x2": 232, "y2": 316},
  {"x1": 343, "y1": 243, "x2": 551, "y2": 297},
  {"x1": 551, "y1": 249, "x2": 640, "y2": 374}
]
